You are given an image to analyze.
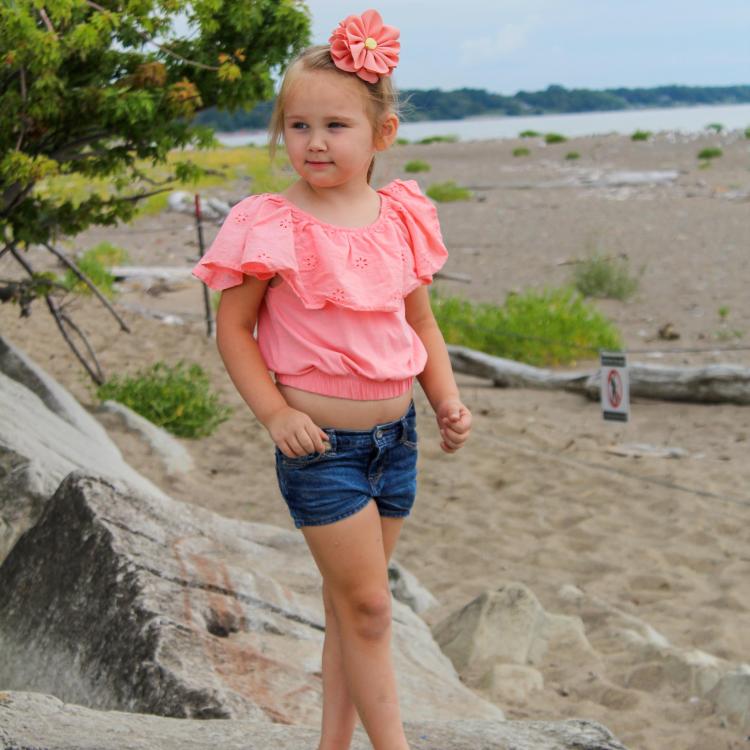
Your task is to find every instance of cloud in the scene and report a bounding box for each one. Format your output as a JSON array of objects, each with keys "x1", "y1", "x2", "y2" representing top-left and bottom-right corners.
[{"x1": 460, "y1": 16, "x2": 540, "y2": 66}]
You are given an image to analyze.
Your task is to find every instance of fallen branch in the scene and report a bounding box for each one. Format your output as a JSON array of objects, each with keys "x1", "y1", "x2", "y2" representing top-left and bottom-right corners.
[{"x1": 448, "y1": 345, "x2": 750, "y2": 405}]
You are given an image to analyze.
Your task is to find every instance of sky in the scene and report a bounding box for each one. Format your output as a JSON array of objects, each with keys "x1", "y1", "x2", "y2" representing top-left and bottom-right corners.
[{"x1": 303, "y1": 1, "x2": 750, "y2": 94}]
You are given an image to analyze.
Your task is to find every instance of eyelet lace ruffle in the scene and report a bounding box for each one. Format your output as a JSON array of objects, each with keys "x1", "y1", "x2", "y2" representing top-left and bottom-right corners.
[{"x1": 192, "y1": 179, "x2": 448, "y2": 310}]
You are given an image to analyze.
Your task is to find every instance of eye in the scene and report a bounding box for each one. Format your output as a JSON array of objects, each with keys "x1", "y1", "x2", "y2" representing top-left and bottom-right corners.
[
  {"x1": 289, "y1": 121, "x2": 308, "y2": 129},
  {"x1": 328, "y1": 121, "x2": 346, "y2": 129}
]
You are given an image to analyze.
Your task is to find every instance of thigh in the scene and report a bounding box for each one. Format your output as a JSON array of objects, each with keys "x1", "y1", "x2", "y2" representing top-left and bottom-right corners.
[{"x1": 302, "y1": 501, "x2": 389, "y2": 597}]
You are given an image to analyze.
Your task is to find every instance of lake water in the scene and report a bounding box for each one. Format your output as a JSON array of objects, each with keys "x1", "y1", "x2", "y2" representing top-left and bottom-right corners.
[{"x1": 217, "y1": 102, "x2": 750, "y2": 147}]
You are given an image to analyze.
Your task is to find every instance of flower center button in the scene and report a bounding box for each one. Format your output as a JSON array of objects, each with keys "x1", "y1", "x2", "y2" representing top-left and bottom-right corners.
[{"x1": 364, "y1": 37, "x2": 378, "y2": 50}]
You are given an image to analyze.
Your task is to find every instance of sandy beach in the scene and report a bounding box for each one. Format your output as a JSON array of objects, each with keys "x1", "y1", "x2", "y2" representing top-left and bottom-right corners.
[{"x1": 2, "y1": 128, "x2": 749, "y2": 749}]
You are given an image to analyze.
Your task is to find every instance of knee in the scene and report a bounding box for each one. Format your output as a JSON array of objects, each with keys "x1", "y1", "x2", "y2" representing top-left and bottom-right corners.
[{"x1": 340, "y1": 587, "x2": 392, "y2": 640}]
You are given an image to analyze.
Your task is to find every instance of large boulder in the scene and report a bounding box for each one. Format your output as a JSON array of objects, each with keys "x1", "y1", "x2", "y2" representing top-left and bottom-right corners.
[
  {"x1": 0, "y1": 473, "x2": 502, "y2": 723},
  {"x1": 0, "y1": 691, "x2": 630, "y2": 750},
  {"x1": 0, "y1": 369, "x2": 167, "y2": 564}
]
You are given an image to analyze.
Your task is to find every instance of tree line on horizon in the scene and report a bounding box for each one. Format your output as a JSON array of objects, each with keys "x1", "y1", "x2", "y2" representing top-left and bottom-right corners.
[{"x1": 196, "y1": 83, "x2": 750, "y2": 132}]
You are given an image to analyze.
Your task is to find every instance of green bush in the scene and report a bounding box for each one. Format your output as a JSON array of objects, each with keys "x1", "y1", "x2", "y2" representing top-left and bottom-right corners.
[
  {"x1": 418, "y1": 134, "x2": 458, "y2": 145},
  {"x1": 512, "y1": 147, "x2": 531, "y2": 157},
  {"x1": 404, "y1": 159, "x2": 431, "y2": 173},
  {"x1": 706, "y1": 122, "x2": 724, "y2": 133},
  {"x1": 697, "y1": 147, "x2": 723, "y2": 160},
  {"x1": 426, "y1": 181, "x2": 471, "y2": 202},
  {"x1": 430, "y1": 287, "x2": 622, "y2": 366},
  {"x1": 62, "y1": 242, "x2": 130, "y2": 298},
  {"x1": 565, "y1": 151, "x2": 580, "y2": 160},
  {"x1": 545, "y1": 132, "x2": 567, "y2": 144},
  {"x1": 96, "y1": 361, "x2": 232, "y2": 438},
  {"x1": 519, "y1": 130, "x2": 541, "y2": 138},
  {"x1": 631, "y1": 129, "x2": 652, "y2": 141},
  {"x1": 396, "y1": 137, "x2": 410, "y2": 145},
  {"x1": 572, "y1": 253, "x2": 641, "y2": 300},
  {"x1": 745, "y1": 127, "x2": 750, "y2": 139}
]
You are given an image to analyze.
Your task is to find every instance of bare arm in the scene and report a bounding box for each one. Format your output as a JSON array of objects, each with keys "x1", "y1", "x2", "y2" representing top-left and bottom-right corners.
[
  {"x1": 405, "y1": 284, "x2": 472, "y2": 453},
  {"x1": 215, "y1": 275, "x2": 329, "y2": 456}
]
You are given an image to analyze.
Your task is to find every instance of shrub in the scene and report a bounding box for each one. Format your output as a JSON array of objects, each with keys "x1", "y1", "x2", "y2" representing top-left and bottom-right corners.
[
  {"x1": 426, "y1": 181, "x2": 471, "y2": 202},
  {"x1": 418, "y1": 134, "x2": 458, "y2": 145},
  {"x1": 396, "y1": 137, "x2": 410, "y2": 145},
  {"x1": 565, "y1": 151, "x2": 580, "y2": 160},
  {"x1": 96, "y1": 361, "x2": 232, "y2": 438},
  {"x1": 631, "y1": 129, "x2": 652, "y2": 141},
  {"x1": 512, "y1": 147, "x2": 531, "y2": 157},
  {"x1": 519, "y1": 130, "x2": 541, "y2": 138},
  {"x1": 62, "y1": 242, "x2": 130, "y2": 298},
  {"x1": 697, "y1": 147, "x2": 723, "y2": 160},
  {"x1": 706, "y1": 122, "x2": 724, "y2": 133},
  {"x1": 404, "y1": 159, "x2": 431, "y2": 173},
  {"x1": 745, "y1": 127, "x2": 750, "y2": 139},
  {"x1": 545, "y1": 132, "x2": 567, "y2": 144},
  {"x1": 572, "y1": 253, "x2": 641, "y2": 300},
  {"x1": 430, "y1": 287, "x2": 622, "y2": 367}
]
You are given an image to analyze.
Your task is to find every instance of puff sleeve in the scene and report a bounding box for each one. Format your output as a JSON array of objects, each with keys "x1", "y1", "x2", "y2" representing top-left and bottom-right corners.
[
  {"x1": 191, "y1": 194, "x2": 296, "y2": 291},
  {"x1": 379, "y1": 179, "x2": 449, "y2": 295}
]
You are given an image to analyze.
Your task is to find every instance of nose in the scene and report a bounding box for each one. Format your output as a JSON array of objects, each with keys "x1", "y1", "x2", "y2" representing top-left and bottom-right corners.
[{"x1": 308, "y1": 128, "x2": 327, "y2": 152}]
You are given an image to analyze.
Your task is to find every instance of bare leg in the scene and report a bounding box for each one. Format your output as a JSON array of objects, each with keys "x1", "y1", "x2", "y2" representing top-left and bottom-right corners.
[
  {"x1": 304, "y1": 502, "x2": 409, "y2": 750},
  {"x1": 318, "y1": 513, "x2": 406, "y2": 750}
]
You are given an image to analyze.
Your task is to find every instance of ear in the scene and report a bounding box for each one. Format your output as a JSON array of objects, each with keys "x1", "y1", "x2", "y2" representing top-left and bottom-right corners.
[{"x1": 374, "y1": 113, "x2": 399, "y2": 151}]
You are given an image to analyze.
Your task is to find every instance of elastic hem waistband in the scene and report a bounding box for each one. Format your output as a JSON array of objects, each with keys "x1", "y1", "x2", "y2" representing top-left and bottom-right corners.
[{"x1": 276, "y1": 371, "x2": 414, "y2": 400}]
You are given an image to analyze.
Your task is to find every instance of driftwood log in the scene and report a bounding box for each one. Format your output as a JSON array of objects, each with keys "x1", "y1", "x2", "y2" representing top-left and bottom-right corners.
[{"x1": 447, "y1": 345, "x2": 750, "y2": 405}]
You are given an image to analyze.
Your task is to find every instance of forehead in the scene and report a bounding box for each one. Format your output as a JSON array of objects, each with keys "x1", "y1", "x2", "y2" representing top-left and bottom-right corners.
[{"x1": 285, "y1": 70, "x2": 370, "y2": 118}]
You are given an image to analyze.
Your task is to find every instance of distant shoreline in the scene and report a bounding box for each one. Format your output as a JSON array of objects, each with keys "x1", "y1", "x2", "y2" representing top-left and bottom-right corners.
[{"x1": 216, "y1": 101, "x2": 750, "y2": 146}]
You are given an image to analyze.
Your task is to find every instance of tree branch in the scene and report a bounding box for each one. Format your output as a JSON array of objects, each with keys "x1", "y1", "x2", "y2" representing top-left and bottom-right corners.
[
  {"x1": 7, "y1": 243, "x2": 105, "y2": 384},
  {"x1": 43, "y1": 243, "x2": 131, "y2": 333},
  {"x1": 84, "y1": 0, "x2": 220, "y2": 71}
]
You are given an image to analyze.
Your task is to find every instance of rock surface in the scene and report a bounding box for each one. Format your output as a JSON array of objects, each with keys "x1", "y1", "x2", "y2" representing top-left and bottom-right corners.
[
  {"x1": 432, "y1": 582, "x2": 595, "y2": 691},
  {"x1": 0, "y1": 369, "x2": 166, "y2": 564},
  {"x1": 0, "y1": 691, "x2": 630, "y2": 750},
  {"x1": 98, "y1": 399, "x2": 194, "y2": 476},
  {"x1": 0, "y1": 473, "x2": 502, "y2": 723}
]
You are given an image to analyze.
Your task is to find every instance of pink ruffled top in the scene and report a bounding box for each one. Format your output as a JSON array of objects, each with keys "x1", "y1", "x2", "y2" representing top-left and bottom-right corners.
[{"x1": 192, "y1": 179, "x2": 448, "y2": 399}]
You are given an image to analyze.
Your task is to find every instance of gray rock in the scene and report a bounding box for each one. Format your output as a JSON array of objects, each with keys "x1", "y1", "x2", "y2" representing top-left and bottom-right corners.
[
  {"x1": 0, "y1": 335, "x2": 115, "y2": 447},
  {"x1": 0, "y1": 473, "x2": 502, "y2": 723},
  {"x1": 432, "y1": 583, "x2": 595, "y2": 687},
  {"x1": 99, "y1": 399, "x2": 194, "y2": 476},
  {"x1": 0, "y1": 371, "x2": 167, "y2": 563},
  {"x1": 0, "y1": 691, "x2": 630, "y2": 750},
  {"x1": 388, "y1": 558, "x2": 439, "y2": 614}
]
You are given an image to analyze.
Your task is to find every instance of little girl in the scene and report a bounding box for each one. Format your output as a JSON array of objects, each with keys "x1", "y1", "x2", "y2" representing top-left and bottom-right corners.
[{"x1": 193, "y1": 10, "x2": 471, "y2": 749}]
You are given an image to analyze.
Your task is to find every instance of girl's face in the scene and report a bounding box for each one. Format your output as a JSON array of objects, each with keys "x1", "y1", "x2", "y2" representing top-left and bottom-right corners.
[{"x1": 282, "y1": 70, "x2": 394, "y2": 189}]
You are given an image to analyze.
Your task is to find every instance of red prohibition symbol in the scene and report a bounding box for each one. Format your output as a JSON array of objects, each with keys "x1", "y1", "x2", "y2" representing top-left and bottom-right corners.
[{"x1": 607, "y1": 369, "x2": 623, "y2": 408}]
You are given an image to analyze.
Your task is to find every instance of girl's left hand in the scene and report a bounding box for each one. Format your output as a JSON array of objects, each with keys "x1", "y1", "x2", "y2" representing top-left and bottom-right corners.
[{"x1": 435, "y1": 398, "x2": 472, "y2": 453}]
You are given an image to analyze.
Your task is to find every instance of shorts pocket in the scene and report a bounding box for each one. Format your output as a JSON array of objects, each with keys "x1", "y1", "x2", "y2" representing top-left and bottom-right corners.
[
  {"x1": 399, "y1": 423, "x2": 418, "y2": 451},
  {"x1": 276, "y1": 445, "x2": 335, "y2": 468}
]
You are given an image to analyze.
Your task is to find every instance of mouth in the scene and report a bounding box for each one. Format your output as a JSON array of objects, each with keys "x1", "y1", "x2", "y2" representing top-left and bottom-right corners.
[{"x1": 305, "y1": 160, "x2": 332, "y2": 166}]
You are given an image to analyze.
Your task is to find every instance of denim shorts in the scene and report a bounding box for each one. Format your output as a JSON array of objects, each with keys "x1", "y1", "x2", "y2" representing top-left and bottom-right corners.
[{"x1": 274, "y1": 400, "x2": 418, "y2": 528}]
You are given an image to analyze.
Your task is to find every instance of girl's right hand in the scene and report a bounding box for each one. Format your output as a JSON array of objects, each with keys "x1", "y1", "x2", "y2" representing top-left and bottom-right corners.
[{"x1": 265, "y1": 405, "x2": 330, "y2": 458}]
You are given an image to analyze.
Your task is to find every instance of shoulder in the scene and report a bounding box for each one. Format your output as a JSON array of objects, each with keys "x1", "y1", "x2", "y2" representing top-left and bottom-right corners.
[
  {"x1": 377, "y1": 179, "x2": 430, "y2": 205},
  {"x1": 225, "y1": 192, "x2": 287, "y2": 222}
]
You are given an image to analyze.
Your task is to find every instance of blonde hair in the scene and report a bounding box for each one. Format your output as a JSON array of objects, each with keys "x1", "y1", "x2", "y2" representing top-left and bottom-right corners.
[{"x1": 268, "y1": 45, "x2": 400, "y2": 183}]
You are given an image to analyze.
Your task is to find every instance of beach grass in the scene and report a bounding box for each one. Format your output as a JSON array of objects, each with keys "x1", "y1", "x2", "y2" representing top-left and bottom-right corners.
[
  {"x1": 519, "y1": 130, "x2": 542, "y2": 138},
  {"x1": 35, "y1": 146, "x2": 291, "y2": 219},
  {"x1": 404, "y1": 160, "x2": 431, "y2": 173},
  {"x1": 426, "y1": 181, "x2": 472, "y2": 202},
  {"x1": 571, "y1": 252, "x2": 641, "y2": 300},
  {"x1": 96, "y1": 361, "x2": 232, "y2": 438},
  {"x1": 545, "y1": 132, "x2": 567, "y2": 144},
  {"x1": 697, "y1": 147, "x2": 723, "y2": 160},
  {"x1": 513, "y1": 147, "x2": 531, "y2": 157},
  {"x1": 418, "y1": 135, "x2": 459, "y2": 145},
  {"x1": 61, "y1": 242, "x2": 130, "y2": 298},
  {"x1": 565, "y1": 151, "x2": 580, "y2": 160},
  {"x1": 430, "y1": 286, "x2": 622, "y2": 366},
  {"x1": 631, "y1": 129, "x2": 652, "y2": 141}
]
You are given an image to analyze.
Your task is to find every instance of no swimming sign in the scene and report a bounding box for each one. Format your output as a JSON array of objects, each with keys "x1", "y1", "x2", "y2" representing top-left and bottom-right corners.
[{"x1": 600, "y1": 351, "x2": 629, "y2": 422}]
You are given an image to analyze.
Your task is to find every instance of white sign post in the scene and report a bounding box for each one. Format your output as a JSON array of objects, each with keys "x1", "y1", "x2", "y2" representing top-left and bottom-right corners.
[{"x1": 600, "y1": 351, "x2": 629, "y2": 422}]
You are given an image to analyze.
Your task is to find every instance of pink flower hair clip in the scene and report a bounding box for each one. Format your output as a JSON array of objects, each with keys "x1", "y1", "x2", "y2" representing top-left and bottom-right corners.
[{"x1": 329, "y1": 9, "x2": 400, "y2": 84}]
